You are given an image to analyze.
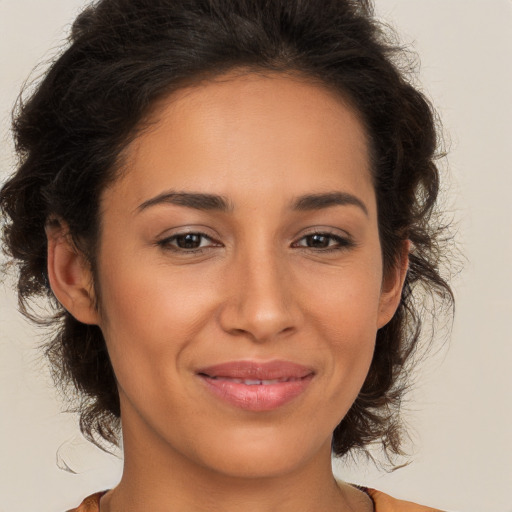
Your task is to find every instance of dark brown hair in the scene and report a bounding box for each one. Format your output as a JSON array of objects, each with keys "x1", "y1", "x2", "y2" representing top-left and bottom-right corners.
[{"x1": 0, "y1": 0, "x2": 453, "y2": 460}]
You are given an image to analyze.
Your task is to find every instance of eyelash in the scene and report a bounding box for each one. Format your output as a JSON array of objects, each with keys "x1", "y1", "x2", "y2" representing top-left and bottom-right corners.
[
  {"x1": 156, "y1": 230, "x2": 354, "y2": 255},
  {"x1": 292, "y1": 231, "x2": 354, "y2": 253},
  {"x1": 156, "y1": 232, "x2": 220, "y2": 254}
]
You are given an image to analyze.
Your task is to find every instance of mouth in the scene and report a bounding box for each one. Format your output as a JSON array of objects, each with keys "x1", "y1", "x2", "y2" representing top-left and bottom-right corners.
[
  {"x1": 202, "y1": 376, "x2": 306, "y2": 385},
  {"x1": 196, "y1": 360, "x2": 315, "y2": 411}
]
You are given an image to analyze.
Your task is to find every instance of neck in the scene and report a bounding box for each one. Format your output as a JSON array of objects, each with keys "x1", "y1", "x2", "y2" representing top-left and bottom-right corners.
[{"x1": 100, "y1": 416, "x2": 369, "y2": 512}]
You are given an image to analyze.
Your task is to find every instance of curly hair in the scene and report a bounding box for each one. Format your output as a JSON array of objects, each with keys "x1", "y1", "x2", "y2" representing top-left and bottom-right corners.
[{"x1": 0, "y1": 0, "x2": 453, "y2": 460}]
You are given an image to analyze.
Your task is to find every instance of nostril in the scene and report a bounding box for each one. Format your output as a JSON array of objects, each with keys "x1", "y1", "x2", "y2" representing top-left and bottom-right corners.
[{"x1": 217, "y1": 275, "x2": 301, "y2": 342}]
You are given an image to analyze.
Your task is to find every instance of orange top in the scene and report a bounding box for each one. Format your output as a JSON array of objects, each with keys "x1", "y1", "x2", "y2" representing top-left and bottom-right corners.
[
  {"x1": 367, "y1": 488, "x2": 444, "y2": 511},
  {"x1": 67, "y1": 489, "x2": 445, "y2": 511}
]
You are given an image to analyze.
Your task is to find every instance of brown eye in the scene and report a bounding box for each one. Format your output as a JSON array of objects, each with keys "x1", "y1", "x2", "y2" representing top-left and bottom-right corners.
[
  {"x1": 174, "y1": 233, "x2": 204, "y2": 249},
  {"x1": 304, "y1": 234, "x2": 331, "y2": 248},
  {"x1": 294, "y1": 232, "x2": 354, "y2": 252},
  {"x1": 158, "y1": 232, "x2": 220, "y2": 252}
]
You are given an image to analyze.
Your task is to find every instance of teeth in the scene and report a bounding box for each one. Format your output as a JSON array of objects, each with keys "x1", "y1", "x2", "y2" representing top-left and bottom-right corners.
[
  {"x1": 244, "y1": 379, "x2": 284, "y2": 385},
  {"x1": 209, "y1": 376, "x2": 298, "y2": 385},
  {"x1": 244, "y1": 379, "x2": 262, "y2": 385}
]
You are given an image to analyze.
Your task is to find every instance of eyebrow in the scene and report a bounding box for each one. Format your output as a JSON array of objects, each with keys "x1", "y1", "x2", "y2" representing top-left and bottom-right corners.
[
  {"x1": 292, "y1": 192, "x2": 368, "y2": 216},
  {"x1": 137, "y1": 191, "x2": 233, "y2": 212},
  {"x1": 136, "y1": 190, "x2": 368, "y2": 216}
]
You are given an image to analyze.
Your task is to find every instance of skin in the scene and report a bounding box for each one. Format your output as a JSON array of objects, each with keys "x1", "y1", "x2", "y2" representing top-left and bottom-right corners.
[{"x1": 47, "y1": 71, "x2": 408, "y2": 512}]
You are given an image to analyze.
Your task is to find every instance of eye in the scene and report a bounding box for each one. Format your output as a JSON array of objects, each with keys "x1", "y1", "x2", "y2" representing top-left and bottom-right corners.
[
  {"x1": 157, "y1": 232, "x2": 221, "y2": 253},
  {"x1": 293, "y1": 231, "x2": 353, "y2": 252}
]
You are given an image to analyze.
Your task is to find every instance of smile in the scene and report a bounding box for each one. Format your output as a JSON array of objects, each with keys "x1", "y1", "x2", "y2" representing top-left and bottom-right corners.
[
  {"x1": 197, "y1": 360, "x2": 315, "y2": 411},
  {"x1": 206, "y1": 377, "x2": 304, "y2": 385}
]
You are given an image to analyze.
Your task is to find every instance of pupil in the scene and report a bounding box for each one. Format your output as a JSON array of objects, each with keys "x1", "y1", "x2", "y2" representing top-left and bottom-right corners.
[
  {"x1": 309, "y1": 234, "x2": 328, "y2": 248},
  {"x1": 177, "y1": 234, "x2": 201, "y2": 249}
]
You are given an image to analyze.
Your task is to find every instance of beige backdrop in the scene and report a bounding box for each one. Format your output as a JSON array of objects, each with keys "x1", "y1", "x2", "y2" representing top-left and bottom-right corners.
[{"x1": 1, "y1": 1, "x2": 511, "y2": 511}]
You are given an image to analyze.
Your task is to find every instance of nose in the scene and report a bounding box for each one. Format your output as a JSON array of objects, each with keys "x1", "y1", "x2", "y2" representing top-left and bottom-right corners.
[{"x1": 218, "y1": 248, "x2": 302, "y2": 343}]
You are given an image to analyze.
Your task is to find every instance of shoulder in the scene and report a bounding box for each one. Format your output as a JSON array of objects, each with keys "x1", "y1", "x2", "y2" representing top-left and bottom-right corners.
[
  {"x1": 338, "y1": 481, "x2": 445, "y2": 512},
  {"x1": 367, "y1": 488, "x2": 446, "y2": 512},
  {"x1": 66, "y1": 491, "x2": 105, "y2": 512}
]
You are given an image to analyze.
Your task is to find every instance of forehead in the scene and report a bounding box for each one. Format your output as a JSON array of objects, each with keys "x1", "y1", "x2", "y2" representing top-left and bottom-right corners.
[{"x1": 109, "y1": 71, "x2": 374, "y2": 214}]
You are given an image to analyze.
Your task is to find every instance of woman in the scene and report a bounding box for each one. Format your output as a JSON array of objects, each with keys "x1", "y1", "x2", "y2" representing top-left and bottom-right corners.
[{"x1": 0, "y1": 0, "x2": 453, "y2": 510}]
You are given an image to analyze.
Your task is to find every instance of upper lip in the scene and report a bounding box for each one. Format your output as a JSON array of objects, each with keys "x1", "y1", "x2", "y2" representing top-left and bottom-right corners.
[{"x1": 197, "y1": 360, "x2": 314, "y2": 380}]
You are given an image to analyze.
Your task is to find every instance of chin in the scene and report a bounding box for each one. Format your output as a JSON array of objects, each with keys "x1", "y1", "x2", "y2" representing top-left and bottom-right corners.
[
  {"x1": 208, "y1": 452, "x2": 308, "y2": 480},
  {"x1": 194, "y1": 427, "x2": 329, "y2": 479}
]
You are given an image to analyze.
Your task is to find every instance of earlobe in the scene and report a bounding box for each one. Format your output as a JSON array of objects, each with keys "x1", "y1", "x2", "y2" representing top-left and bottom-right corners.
[
  {"x1": 377, "y1": 240, "x2": 410, "y2": 329},
  {"x1": 46, "y1": 221, "x2": 100, "y2": 325}
]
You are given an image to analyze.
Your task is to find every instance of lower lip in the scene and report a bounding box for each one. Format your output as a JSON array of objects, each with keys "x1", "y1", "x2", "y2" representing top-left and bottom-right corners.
[{"x1": 199, "y1": 375, "x2": 314, "y2": 411}]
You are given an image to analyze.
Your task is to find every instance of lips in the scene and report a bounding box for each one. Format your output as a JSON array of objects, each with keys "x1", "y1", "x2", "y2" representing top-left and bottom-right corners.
[{"x1": 196, "y1": 360, "x2": 314, "y2": 411}]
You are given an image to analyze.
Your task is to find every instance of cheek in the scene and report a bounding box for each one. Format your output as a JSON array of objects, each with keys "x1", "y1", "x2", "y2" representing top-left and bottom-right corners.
[
  {"x1": 300, "y1": 260, "x2": 383, "y2": 401},
  {"x1": 97, "y1": 262, "x2": 216, "y2": 362},
  {"x1": 301, "y1": 256, "x2": 383, "y2": 338},
  {"x1": 95, "y1": 265, "x2": 212, "y2": 429},
  {"x1": 95, "y1": 248, "x2": 246, "y2": 425},
  {"x1": 99, "y1": 224, "x2": 220, "y2": 320}
]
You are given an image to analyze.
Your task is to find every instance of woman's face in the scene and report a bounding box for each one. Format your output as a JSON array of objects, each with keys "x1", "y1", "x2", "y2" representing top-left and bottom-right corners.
[{"x1": 91, "y1": 72, "x2": 404, "y2": 478}]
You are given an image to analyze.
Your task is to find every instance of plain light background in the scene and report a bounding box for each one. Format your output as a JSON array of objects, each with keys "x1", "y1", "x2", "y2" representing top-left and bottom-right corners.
[{"x1": 1, "y1": 1, "x2": 511, "y2": 511}]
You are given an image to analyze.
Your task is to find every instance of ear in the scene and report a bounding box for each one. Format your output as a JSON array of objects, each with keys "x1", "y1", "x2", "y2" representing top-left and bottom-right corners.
[
  {"x1": 377, "y1": 240, "x2": 410, "y2": 329},
  {"x1": 46, "y1": 220, "x2": 100, "y2": 325}
]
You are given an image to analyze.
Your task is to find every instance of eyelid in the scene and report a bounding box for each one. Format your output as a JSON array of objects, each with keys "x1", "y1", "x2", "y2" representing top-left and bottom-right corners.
[
  {"x1": 156, "y1": 229, "x2": 223, "y2": 253},
  {"x1": 291, "y1": 228, "x2": 355, "y2": 251},
  {"x1": 293, "y1": 226, "x2": 353, "y2": 240},
  {"x1": 154, "y1": 226, "x2": 355, "y2": 254}
]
